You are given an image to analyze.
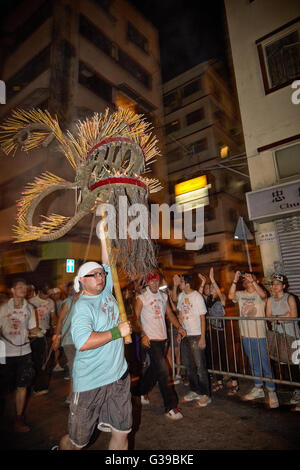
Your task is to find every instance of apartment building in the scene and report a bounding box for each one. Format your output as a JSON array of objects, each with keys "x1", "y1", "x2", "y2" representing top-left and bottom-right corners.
[
  {"x1": 161, "y1": 62, "x2": 260, "y2": 286},
  {"x1": 0, "y1": 0, "x2": 166, "y2": 286},
  {"x1": 225, "y1": 0, "x2": 300, "y2": 296}
]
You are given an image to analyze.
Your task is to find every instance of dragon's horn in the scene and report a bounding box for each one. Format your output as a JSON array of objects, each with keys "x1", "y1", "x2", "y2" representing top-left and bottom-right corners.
[{"x1": 0, "y1": 108, "x2": 78, "y2": 169}]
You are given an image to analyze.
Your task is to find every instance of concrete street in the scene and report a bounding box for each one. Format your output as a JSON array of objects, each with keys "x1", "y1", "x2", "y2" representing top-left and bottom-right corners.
[{"x1": 0, "y1": 370, "x2": 299, "y2": 451}]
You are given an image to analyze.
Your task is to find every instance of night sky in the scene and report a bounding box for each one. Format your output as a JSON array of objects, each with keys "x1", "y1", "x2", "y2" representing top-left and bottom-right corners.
[
  {"x1": 129, "y1": 0, "x2": 228, "y2": 83},
  {"x1": 0, "y1": 0, "x2": 229, "y2": 83}
]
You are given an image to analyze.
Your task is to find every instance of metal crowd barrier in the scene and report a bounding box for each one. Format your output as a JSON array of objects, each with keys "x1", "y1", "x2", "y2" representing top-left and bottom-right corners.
[{"x1": 169, "y1": 317, "x2": 300, "y2": 388}]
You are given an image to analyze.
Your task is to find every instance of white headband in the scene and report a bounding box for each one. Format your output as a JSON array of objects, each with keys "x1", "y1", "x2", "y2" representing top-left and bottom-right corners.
[{"x1": 74, "y1": 261, "x2": 104, "y2": 292}]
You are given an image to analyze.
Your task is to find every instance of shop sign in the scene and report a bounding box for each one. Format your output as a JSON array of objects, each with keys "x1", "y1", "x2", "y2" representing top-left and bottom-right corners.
[{"x1": 246, "y1": 179, "x2": 300, "y2": 222}]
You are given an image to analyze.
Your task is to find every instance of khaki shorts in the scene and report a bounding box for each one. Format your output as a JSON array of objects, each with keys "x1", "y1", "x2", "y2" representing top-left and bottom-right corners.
[{"x1": 68, "y1": 370, "x2": 132, "y2": 448}]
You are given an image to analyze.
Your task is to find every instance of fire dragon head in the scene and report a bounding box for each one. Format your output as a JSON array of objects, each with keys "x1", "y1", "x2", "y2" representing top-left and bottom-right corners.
[{"x1": 0, "y1": 107, "x2": 162, "y2": 278}]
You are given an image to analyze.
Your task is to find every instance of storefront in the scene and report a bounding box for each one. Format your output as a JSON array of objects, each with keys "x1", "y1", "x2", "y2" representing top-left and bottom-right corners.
[{"x1": 246, "y1": 179, "x2": 300, "y2": 297}]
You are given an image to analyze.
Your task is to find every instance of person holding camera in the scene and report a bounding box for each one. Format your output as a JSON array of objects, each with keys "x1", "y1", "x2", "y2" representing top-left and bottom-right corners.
[{"x1": 228, "y1": 271, "x2": 279, "y2": 409}]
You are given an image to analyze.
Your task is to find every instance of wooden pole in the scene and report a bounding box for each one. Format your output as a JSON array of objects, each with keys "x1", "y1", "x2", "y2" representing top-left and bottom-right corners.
[{"x1": 102, "y1": 215, "x2": 132, "y2": 344}]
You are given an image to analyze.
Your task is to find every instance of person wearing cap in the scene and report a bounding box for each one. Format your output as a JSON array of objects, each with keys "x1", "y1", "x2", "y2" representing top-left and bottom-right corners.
[
  {"x1": 57, "y1": 225, "x2": 132, "y2": 451},
  {"x1": 228, "y1": 271, "x2": 279, "y2": 408},
  {"x1": 134, "y1": 272, "x2": 186, "y2": 421},
  {"x1": 266, "y1": 273, "x2": 300, "y2": 408}
]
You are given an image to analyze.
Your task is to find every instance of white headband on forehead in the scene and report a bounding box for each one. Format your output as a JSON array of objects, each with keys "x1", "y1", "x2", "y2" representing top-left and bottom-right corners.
[{"x1": 74, "y1": 261, "x2": 103, "y2": 292}]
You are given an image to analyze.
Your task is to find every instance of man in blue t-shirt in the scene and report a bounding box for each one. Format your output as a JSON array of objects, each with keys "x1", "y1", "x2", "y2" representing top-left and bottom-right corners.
[{"x1": 57, "y1": 230, "x2": 132, "y2": 451}]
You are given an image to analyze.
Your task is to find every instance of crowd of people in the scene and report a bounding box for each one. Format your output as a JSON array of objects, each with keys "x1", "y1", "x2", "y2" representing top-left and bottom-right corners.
[{"x1": 0, "y1": 231, "x2": 300, "y2": 448}]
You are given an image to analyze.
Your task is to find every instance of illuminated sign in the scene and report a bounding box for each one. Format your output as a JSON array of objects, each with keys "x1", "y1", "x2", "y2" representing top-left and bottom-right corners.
[
  {"x1": 66, "y1": 259, "x2": 75, "y2": 273},
  {"x1": 175, "y1": 175, "x2": 210, "y2": 210}
]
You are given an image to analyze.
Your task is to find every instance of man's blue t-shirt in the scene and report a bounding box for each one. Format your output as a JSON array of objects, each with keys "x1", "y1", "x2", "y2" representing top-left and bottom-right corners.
[{"x1": 71, "y1": 265, "x2": 127, "y2": 393}]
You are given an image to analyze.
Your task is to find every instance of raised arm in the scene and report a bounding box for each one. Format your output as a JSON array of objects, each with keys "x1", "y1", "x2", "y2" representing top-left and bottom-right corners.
[
  {"x1": 99, "y1": 221, "x2": 109, "y2": 265},
  {"x1": 245, "y1": 273, "x2": 267, "y2": 300},
  {"x1": 228, "y1": 271, "x2": 241, "y2": 301},
  {"x1": 209, "y1": 268, "x2": 226, "y2": 306},
  {"x1": 198, "y1": 273, "x2": 206, "y2": 295}
]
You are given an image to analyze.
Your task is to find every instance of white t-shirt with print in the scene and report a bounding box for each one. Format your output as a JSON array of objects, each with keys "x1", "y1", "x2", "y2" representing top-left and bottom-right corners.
[
  {"x1": 29, "y1": 295, "x2": 55, "y2": 331},
  {"x1": 0, "y1": 298, "x2": 36, "y2": 357},
  {"x1": 234, "y1": 290, "x2": 266, "y2": 338},
  {"x1": 138, "y1": 287, "x2": 168, "y2": 340},
  {"x1": 177, "y1": 290, "x2": 207, "y2": 336}
]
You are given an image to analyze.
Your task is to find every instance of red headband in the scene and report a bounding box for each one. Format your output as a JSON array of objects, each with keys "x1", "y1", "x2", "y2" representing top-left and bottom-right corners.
[{"x1": 146, "y1": 273, "x2": 160, "y2": 283}]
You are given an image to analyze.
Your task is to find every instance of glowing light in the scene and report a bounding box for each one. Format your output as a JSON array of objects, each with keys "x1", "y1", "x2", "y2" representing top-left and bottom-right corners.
[{"x1": 175, "y1": 175, "x2": 207, "y2": 196}]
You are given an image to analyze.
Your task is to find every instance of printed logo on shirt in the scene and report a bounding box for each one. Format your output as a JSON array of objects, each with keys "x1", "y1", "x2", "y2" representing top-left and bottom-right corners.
[
  {"x1": 241, "y1": 300, "x2": 257, "y2": 317},
  {"x1": 37, "y1": 303, "x2": 51, "y2": 320},
  {"x1": 149, "y1": 298, "x2": 163, "y2": 320},
  {"x1": 181, "y1": 298, "x2": 193, "y2": 322}
]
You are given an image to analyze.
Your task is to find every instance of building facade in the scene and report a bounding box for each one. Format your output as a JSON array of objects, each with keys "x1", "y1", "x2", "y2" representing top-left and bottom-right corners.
[
  {"x1": 0, "y1": 0, "x2": 166, "y2": 287},
  {"x1": 161, "y1": 61, "x2": 260, "y2": 287},
  {"x1": 225, "y1": 0, "x2": 300, "y2": 296}
]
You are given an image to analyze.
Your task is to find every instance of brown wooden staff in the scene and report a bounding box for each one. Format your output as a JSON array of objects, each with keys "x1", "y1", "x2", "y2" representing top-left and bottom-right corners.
[{"x1": 102, "y1": 214, "x2": 132, "y2": 344}]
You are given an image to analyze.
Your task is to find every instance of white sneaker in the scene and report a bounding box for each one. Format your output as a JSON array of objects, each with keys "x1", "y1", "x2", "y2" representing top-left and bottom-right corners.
[
  {"x1": 141, "y1": 395, "x2": 150, "y2": 405},
  {"x1": 267, "y1": 390, "x2": 279, "y2": 409},
  {"x1": 242, "y1": 386, "x2": 265, "y2": 401},
  {"x1": 289, "y1": 389, "x2": 300, "y2": 405},
  {"x1": 165, "y1": 408, "x2": 183, "y2": 421},
  {"x1": 53, "y1": 363, "x2": 65, "y2": 372},
  {"x1": 194, "y1": 395, "x2": 212, "y2": 408},
  {"x1": 33, "y1": 389, "x2": 49, "y2": 397},
  {"x1": 181, "y1": 391, "x2": 202, "y2": 402}
]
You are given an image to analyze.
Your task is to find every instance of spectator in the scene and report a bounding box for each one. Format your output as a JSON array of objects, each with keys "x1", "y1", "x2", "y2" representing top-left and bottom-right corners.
[
  {"x1": 50, "y1": 288, "x2": 63, "y2": 315},
  {"x1": 134, "y1": 272, "x2": 186, "y2": 421},
  {"x1": 266, "y1": 274, "x2": 300, "y2": 409},
  {"x1": 174, "y1": 274, "x2": 211, "y2": 408},
  {"x1": 205, "y1": 268, "x2": 226, "y2": 391},
  {"x1": 166, "y1": 287, "x2": 182, "y2": 384},
  {"x1": 123, "y1": 286, "x2": 141, "y2": 378},
  {"x1": 228, "y1": 271, "x2": 279, "y2": 408},
  {"x1": 26, "y1": 285, "x2": 36, "y2": 301},
  {"x1": 29, "y1": 283, "x2": 56, "y2": 396},
  {"x1": 0, "y1": 278, "x2": 40, "y2": 432}
]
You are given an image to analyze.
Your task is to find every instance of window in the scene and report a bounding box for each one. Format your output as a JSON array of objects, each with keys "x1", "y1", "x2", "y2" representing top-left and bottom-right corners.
[
  {"x1": 274, "y1": 142, "x2": 300, "y2": 179},
  {"x1": 186, "y1": 108, "x2": 204, "y2": 126},
  {"x1": 127, "y1": 22, "x2": 149, "y2": 53},
  {"x1": 79, "y1": 15, "x2": 112, "y2": 56},
  {"x1": 167, "y1": 150, "x2": 183, "y2": 163},
  {"x1": 257, "y1": 18, "x2": 300, "y2": 93},
  {"x1": 182, "y1": 79, "x2": 200, "y2": 98},
  {"x1": 188, "y1": 138, "x2": 208, "y2": 155},
  {"x1": 165, "y1": 120, "x2": 180, "y2": 135},
  {"x1": 118, "y1": 49, "x2": 151, "y2": 88},
  {"x1": 92, "y1": 0, "x2": 113, "y2": 12},
  {"x1": 79, "y1": 15, "x2": 151, "y2": 89},
  {"x1": 79, "y1": 62, "x2": 112, "y2": 103},
  {"x1": 163, "y1": 91, "x2": 177, "y2": 108},
  {"x1": 6, "y1": 45, "x2": 51, "y2": 100},
  {"x1": 200, "y1": 243, "x2": 219, "y2": 254},
  {"x1": 4, "y1": 1, "x2": 52, "y2": 55}
]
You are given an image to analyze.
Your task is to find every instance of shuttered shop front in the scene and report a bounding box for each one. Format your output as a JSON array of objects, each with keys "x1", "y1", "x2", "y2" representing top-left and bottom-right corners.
[{"x1": 276, "y1": 216, "x2": 300, "y2": 298}]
